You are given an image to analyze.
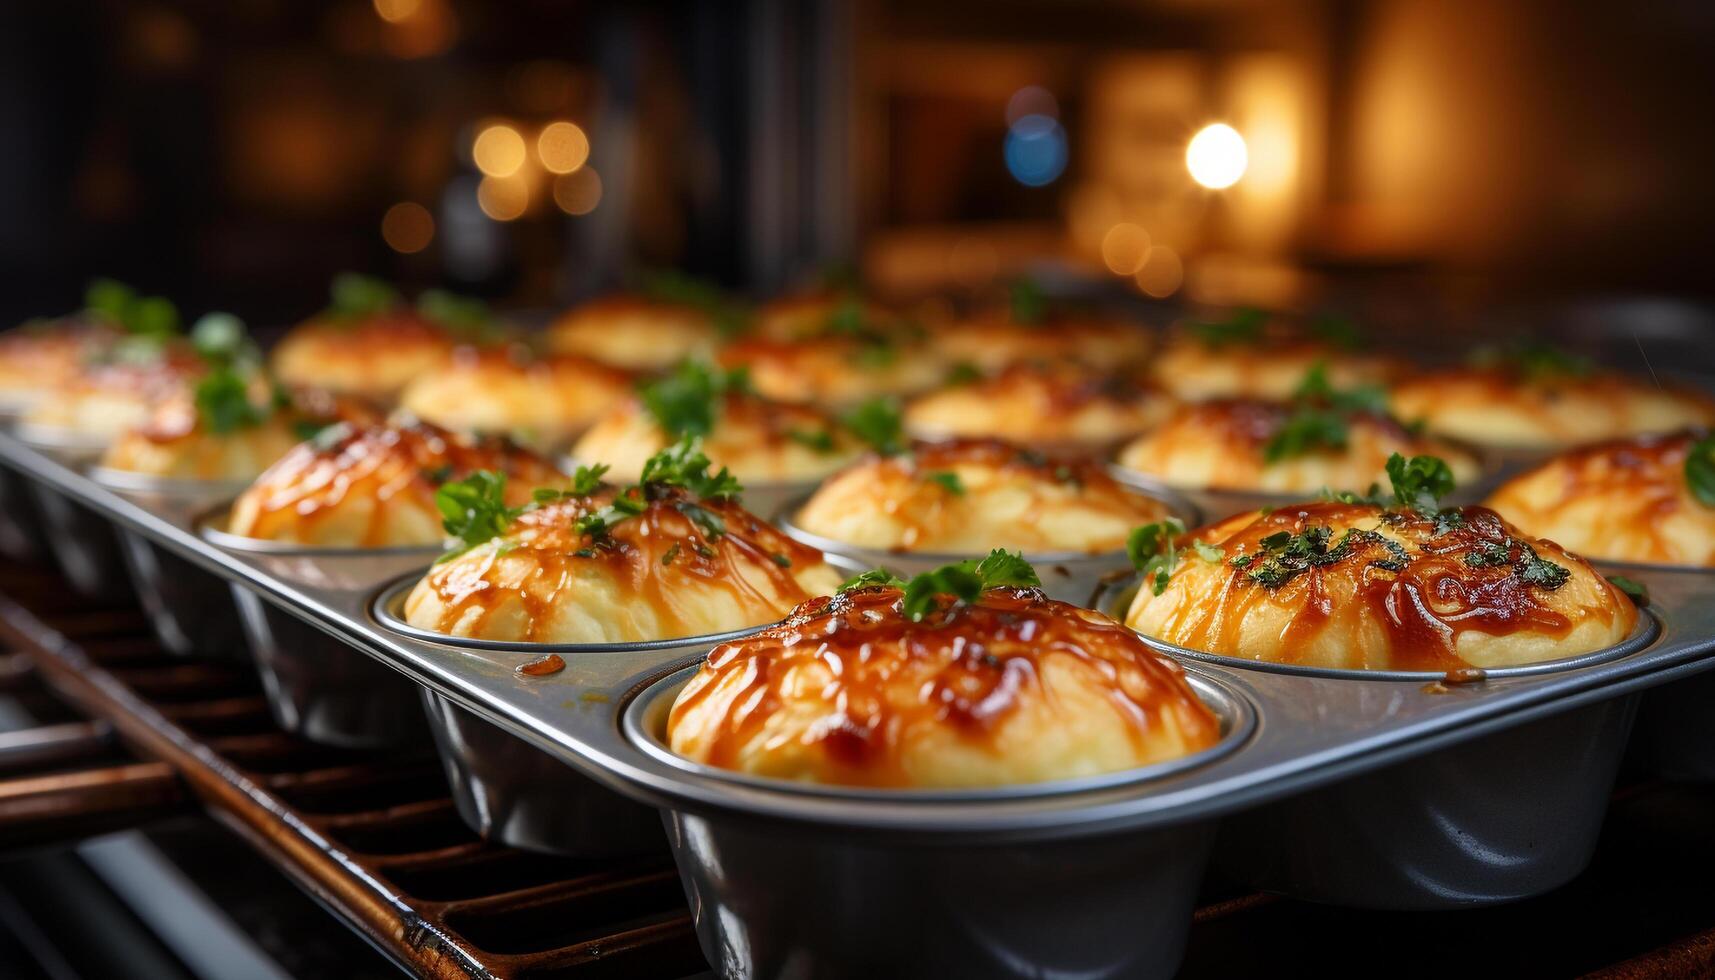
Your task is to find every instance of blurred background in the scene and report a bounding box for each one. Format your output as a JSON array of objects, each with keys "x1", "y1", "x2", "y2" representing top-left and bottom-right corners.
[{"x1": 3, "y1": 0, "x2": 1714, "y2": 334}]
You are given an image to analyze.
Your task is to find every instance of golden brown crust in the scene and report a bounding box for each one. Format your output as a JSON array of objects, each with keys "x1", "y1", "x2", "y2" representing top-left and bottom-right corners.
[
  {"x1": 668, "y1": 587, "x2": 1221, "y2": 788},
  {"x1": 546, "y1": 294, "x2": 722, "y2": 371},
  {"x1": 0, "y1": 320, "x2": 119, "y2": 408},
  {"x1": 932, "y1": 312, "x2": 1152, "y2": 373},
  {"x1": 100, "y1": 390, "x2": 380, "y2": 482},
  {"x1": 572, "y1": 391, "x2": 861, "y2": 483},
  {"x1": 1126, "y1": 502, "x2": 1637, "y2": 671},
  {"x1": 718, "y1": 335, "x2": 945, "y2": 407},
  {"x1": 1390, "y1": 367, "x2": 1715, "y2": 448},
  {"x1": 1149, "y1": 332, "x2": 1403, "y2": 401},
  {"x1": 403, "y1": 488, "x2": 841, "y2": 642},
  {"x1": 397, "y1": 348, "x2": 633, "y2": 453},
  {"x1": 1484, "y1": 431, "x2": 1715, "y2": 565},
  {"x1": 794, "y1": 438, "x2": 1171, "y2": 553},
  {"x1": 904, "y1": 364, "x2": 1172, "y2": 450},
  {"x1": 270, "y1": 312, "x2": 458, "y2": 403},
  {"x1": 21, "y1": 344, "x2": 206, "y2": 439},
  {"x1": 226, "y1": 421, "x2": 565, "y2": 547},
  {"x1": 1115, "y1": 399, "x2": 1482, "y2": 493}
]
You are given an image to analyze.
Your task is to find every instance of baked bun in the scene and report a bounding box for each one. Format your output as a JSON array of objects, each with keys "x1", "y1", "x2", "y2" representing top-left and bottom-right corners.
[
  {"x1": 1484, "y1": 431, "x2": 1715, "y2": 566},
  {"x1": 1116, "y1": 399, "x2": 1482, "y2": 494},
  {"x1": 398, "y1": 349, "x2": 632, "y2": 452},
  {"x1": 794, "y1": 438, "x2": 1171, "y2": 553},
  {"x1": 572, "y1": 372, "x2": 861, "y2": 483},
  {"x1": 668, "y1": 585, "x2": 1220, "y2": 787},
  {"x1": 1126, "y1": 501, "x2": 1637, "y2": 671},
  {"x1": 225, "y1": 421, "x2": 565, "y2": 548},
  {"x1": 21, "y1": 344, "x2": 204, "y2": 441},
  {"x1": 1149, "y1": 316, "x2": 1400, "y2": 401},
  {"x1": 904, "y1": 364, "x2": 1172, "y2": 451},
  {"x1": 719, "y1": 335, "x2": 944, "y2": 407},
  {"x1": 271, "y1": 311, "x2": 457, "y2": 404},
  {"x1": 546, "y1": 294, "x2": 725, "y2": 371},
  {"x1": 404, "y1": 487, "x2": 841, "y2": 643},
  {"x1": 931, "y1": 312, "x2": 1151, "y2": 373},
  {"x1": 100, "y1": 389, "x2": 377, "y2": 483},
  {"x1": 1390, "y1": 366, "x2": 1715, "y2": 449},
  {"x1": 0, "y1": 320, "x2": 117, "y2": 412}
]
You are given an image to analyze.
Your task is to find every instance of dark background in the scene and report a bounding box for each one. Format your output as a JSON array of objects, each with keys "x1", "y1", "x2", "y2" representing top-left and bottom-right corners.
[{"x1": 2, "y1": 0, "x2": 1713, "y2": 332}]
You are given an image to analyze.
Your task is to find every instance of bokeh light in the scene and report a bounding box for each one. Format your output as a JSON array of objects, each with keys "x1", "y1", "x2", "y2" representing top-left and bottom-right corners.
[
  {"x1": 537, "y1": 122, "x2": 590, "y2": 175},
  {"x1": 1004, "y1": 114, "x2": 1068, "y2": 187},
  {"x1": 1100, "y1": 223, "x2": 1152, "y2": 276},
  {"x1": 553, "y1": 168, "x2": 603, "y2": 215},
  {"x1": 477, "y1": 175, "x2": 529, "y2": 220},
  {"x1": 1135, "y1": 246, "x2": 1184, "y2": 298},
  {"x1": 473, "y1": 124, "x2": 527, "y2": 178},
  {"x1": 381, "y1": 202, "x2": 435, "y2": 252},
  {"x1": 1187, "y1": 123, "x2": 1248, "y2": 189},
  {"x1": 372, "y1": 0, "x2": 421, "y2": 23}
]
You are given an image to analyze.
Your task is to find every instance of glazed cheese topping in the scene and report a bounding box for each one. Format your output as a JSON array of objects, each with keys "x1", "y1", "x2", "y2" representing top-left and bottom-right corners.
[
  {"x1": 1485, "y1": 432, "x2": 1715, "y2": 566},
  {"x1": 546, "y1": 295, "x2": 721, "y2": 371},
  {"x1": 572, "y1": 391, "x2": 861, "y2": 483},
  {"x1": 1390, "y1": 367, "x2": 1715, "y2": 449},
  {"x1": 1126, "y1": 501, "x2": 1637, "y2": 671},
  {"x1": 270, "y1": 312, "x2": 457, "y2": 403},
  {"x1": 668, "y1": 587, "x2": 1221, "y2": 788},
  {"x1": 225, "y1": 421, "x2": 566, "y2": 548},
  {"x1": 397, "y1": 350, "x2": 632, "y2": 453},
  {"x1": 403, "y1": 489, "x2": 841, "y2": 643},
  {"x1": 793, "y1": 438, "x2": 1172, "y2": 553},
  {"x1": 1116, "y1": 399, "x2": 1483, "y2": 494},
  {"x1": 904, "y1": 364, "x2": 1172, "y2": 450}
]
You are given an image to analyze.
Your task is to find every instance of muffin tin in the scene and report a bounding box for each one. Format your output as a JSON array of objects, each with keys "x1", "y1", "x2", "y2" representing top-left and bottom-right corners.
[{"x1": 5, "y1": 429, "x2": 1715, "y2": 978}]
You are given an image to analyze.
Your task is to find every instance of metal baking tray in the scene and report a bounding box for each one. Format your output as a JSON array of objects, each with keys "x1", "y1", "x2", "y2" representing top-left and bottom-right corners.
[{"x1": 6, "y1": 430, "x2": 1715, "y2": 976}]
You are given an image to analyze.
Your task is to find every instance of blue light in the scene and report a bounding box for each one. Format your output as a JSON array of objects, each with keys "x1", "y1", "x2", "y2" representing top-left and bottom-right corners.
[{"x1": 1004, "y1": 114, "x2": 1067, "y2": 187}]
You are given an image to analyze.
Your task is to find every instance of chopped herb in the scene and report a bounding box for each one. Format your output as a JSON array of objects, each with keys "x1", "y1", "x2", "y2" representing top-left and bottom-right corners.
[
  {"x1": 675, "y1": 500, "x2": 727, "y2": 539},
  {"x1": 1191, "y1": 540, "x2": 1225, "y2": 562},
  {"x1": 84, "y1": 279, "x2": 181, "y2": 339},
  {"x1": 638, "y1": 361, "x2": 751, "y2": 440},
  {"x1": 532, "y1": 463, "x2": 609, "y2": 504},
  {"x1": 1471, "y1": 339, "x2": 1593, "y2": 381},
  {"x1": 1231, "y1": 525, "x2": 1405, "y2": 590},
  {"x1": 661, "y1": 543, "x2": 680, "y2": 566},
  {"x1": 1463, "y1": 540, "x2": 1513, "y2": 568},
  {"x1": 327, "y1": 273, "x2": 400, "y2": 319},
  {"x1": 841, "y1": 568, "x2": 908, "y2": 591},
  {"x1": 841, "y1": 397, "x2": 907, "y2": 456},
  {"x1": 1264, "y1": 408, "x2": 1349, "y2": 463},
  {"x1": 694, "y1": 541, "x2": 716, "y2": 559},
  {"x1": 785, "y1": 427, "x2": 837, "y2": 454},
  {"x1": 1009, "y1": 277, "x2": 1046, "y2": 325},
  {"x1": 639, "y1": 437, "x2": 743, "y2": 501},
  {"x1": 1127, "y1": 518, "x2": 1190, "y2": 596},
  {"x1": 417, "y1": 289, "x2": 501, "y2": 343},
  {"x1": 1189, "y1": 307, "x2": 1267, "y2": 347},
  {"x1": 435, "y1": 471, "x2": 522, "y2": 562},
  {"x1": 898, "y1": 550, "x2": 1040, "y2": 621},
  {"x1": 194, "y1": 370, "x2": 268, "y2": 434},
  {"x1": 770, "y1": 552, "x2": 792, "y2": 568},
  {"x1": 1609, "y1": 575, "x2": 1650, "y2": 606},
  {"x1": 925, "y1": 471, "x2": 965, "y2": 496},
  {"x1": 1686, "y1": 434, "x2": 1715, "y2": 508},
  {"x1": 1386, "y1": 453, "x2": 1456, "y2": 512},
  {"x1": 1515, "y1": 544, "x2": 1570, "y2": 589}
]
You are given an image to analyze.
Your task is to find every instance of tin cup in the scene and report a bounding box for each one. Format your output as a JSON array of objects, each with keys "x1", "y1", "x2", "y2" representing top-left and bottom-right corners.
[
  {"x1": 12, "y1": 425, "x2": 129, "y2": 600},
  {"x1": 1093, "y1": 574, "x2": 1660, "y2": 909},
  {"x1": 199, "y1": 510, "x2": 435, "y2": 748},
  {"x1": 1592, "y1": 560, "x2": 1715, "y2": 780},
  {"x1": 89, "y1": 469, "x2": 251, "y2": 660},
  {"x1": 372, "y1": 574, "x2": 813, "y2": 858},
  {"x1": 620, "y1": 664, "x2": 1254, "y2": 980},
  {"x1": 772, "y1": 473, "x2": 1199, "y2": 608}
]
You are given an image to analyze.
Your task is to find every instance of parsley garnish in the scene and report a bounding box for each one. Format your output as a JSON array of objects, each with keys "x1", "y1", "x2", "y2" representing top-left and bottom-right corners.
[
  {"x1": 1128, "y1": 518, "x2": 1204, "y2": 595},
  {"x1": 417, "y1": 289, "x2": 501, "y2": 344},
  {"x1": 1385, "y1": 453, "x2": 1456, "y2": 512},
  {"x1": 1471, "y1": 339, "x2": 1592, "y2": 381},
  {"x1": 661, "y1": 543, "x2": 681, "y2": 566},
  {"x1": 897, "y1": 550, "x2": 1040, "y2": 621},
  {"x1": 639, "y1": 437, "x2": 743, "y2": 501},
  {"x1": 1263, "y1": 362, "x2": 1391, "y2": 463},
  {"x1": 639, "y1": 361, "x2": 751, "y2": 440},
  {"x1": 785, "y1": 427, "x2": 837, "y2": 453},
  {"x1": 83, "y1": 279, "x2": 180, "y2": 339},
  {"x1": 1685, "y1": 434, "x2": 1715, "y2": 508},
  {"x1": 188, "y1": 313, "x2": 275, "y2": 434},
  {"x1": 327, "y1": 273, "x2": 401, "y2": 319},
  {"x1": 435, "y1": 471, "x2": 521, "y2": 562},
  {"x1": 926, "y1": 471, "x2": 965, "y2": 496},
  {"x1": 1189, "y1": 307, "x2": 1267, "y2": 347},
  {"x1": 1228, "y1": 525, "x2": 1406, "y2": 590},
  {"x1": 841, "y1": 398, "x2": 907, "y2": 456},
  {"x1": 840, "y1": 568, "x2": 907, "y2": 591},
  {"x1": 1609, "y1": 575, "x2": 1650, "y2": 606}
]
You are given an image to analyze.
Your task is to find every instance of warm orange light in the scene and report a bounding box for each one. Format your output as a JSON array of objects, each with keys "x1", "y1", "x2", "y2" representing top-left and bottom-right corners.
[
  {"x1": 381, "y1": 202, "x2": 435, "y2": 253},
  {"x1": 372, "y1": 0, "x2": 421, "y2": 24},
  {"x1": 473, "y1": 124, "x2": 527, "y2": 178},
  {"x1": 1100, "y1": 223, "x2": 1152, "y2": 276},
  {"x1": 1135, "y1": 246, "x2": 1184, "y2": 298},
  {"x1": 477, "y1": 175, "x2": 529, "y2": 221},
  {"x1": 1187, "y1": 123, "x2": 1248, "y2": 189},
  {"x1": 536, "y1": 122, "x2": 590, "y2": 175},
  {"x1": 553, "y1": 168, "x2": 602, "y2": 215}
]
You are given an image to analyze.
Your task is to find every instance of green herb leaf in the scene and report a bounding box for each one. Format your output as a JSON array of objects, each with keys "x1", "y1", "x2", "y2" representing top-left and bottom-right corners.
[
  {"x1": 925, "y1": 471, "x2": 965, "y2": 496},
  {"x1": 434, "y1": 470, "x2": 523, "y2": 562},
  {"x1": 898, "y1": 549, "x2": 1040, "y2": 621},
  {"x1": 785, "y1": 427, "x2": 837, "y2": 454},
  {"x1": 1190, "y1": 307, "x2": 1267, "y2": 347},
  {"x1": 1385, "y1": 453, "x2": 1456, "y2": 512},
  {"x1": 639, "y1": 436, "x2": 743, "y2": 501},
  {"x1": 1471, "y1": 339, "x2": 1592, "y2": 381},
  {"x1": 1264, "y1": 408, "x2": 1349, "y2": 463},
  {"x1": 1608, "y1": 574, "x2": 1650, "y2": 606},
  {"x1": 1127, "y1": 518, "x2": 1189, "y2": 596},
  {"x1": 417, "y1": 289, "x2": 501, "y2": 343},
  {"x1": 83, "y1": 278, "x2": 181, "y2": 339},
  {"x1": 1685, "y1": 434, "x2": 1715, "y2": 508},
  {"x1": 1191, "y1": 540, "x2": 1225, "y2": 562},
  {"x1": 841, "y1": 568, "x2": 907, "y2": 591},
  {"x1": 661, "y1": 542, "x2": 681, "y2": 566},
  {"x1": 194, "y1": 370, "x2": 268, "y2": 434},
  {"x1": 327, "y1": 273, "x2": 400, "y2": 319},
  {"x1": 841, "y1": 398, "x2": 906, "y2": 456},
  {"x1": 1231, "y1": 525, "x2": 1406, "y2": 590},
  {"x1": 638, "y1": 362, "x2": 750, "y2": 440}
]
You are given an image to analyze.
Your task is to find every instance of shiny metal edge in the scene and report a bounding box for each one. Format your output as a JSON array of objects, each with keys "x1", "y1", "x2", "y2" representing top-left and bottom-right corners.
[
  {"x1": 620, "y1": 665, "x2": 1256, "y2": 803},
  {"x1": 88, "y1": 466, "x2": 252, "y2": 500}
]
